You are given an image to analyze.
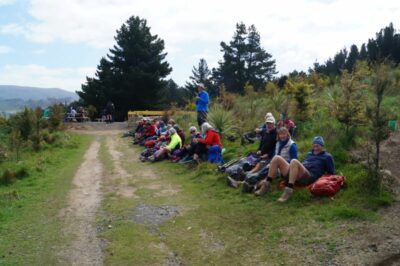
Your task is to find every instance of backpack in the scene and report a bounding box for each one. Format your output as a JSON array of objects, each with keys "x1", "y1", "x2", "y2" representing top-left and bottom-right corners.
[{"x1": 309, "y1": 175, "x2": 346, "y2": 197}]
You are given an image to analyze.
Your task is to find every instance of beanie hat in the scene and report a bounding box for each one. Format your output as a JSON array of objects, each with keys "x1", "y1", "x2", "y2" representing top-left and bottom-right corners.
[
  {"x1": 265, "y1": 116, "x2": 275, "y2": 124},
  {"x1": 312, "y1": 136, "x2": 325, "y2": 146},
  {"x1": 265, "y1": 112, "x2": 273, "y2": 119}
]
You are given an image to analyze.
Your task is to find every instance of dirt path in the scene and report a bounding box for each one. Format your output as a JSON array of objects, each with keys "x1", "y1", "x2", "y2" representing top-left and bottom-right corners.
[
  {"x1": 330, "y1": 131, "x2": 400, "y2": 266},
  {"x1": 58, "y1": 138, "x2": 104, "y2": 265},
  {"x1": 58, "y1": 122, "x2": 182, "y2": 265}
]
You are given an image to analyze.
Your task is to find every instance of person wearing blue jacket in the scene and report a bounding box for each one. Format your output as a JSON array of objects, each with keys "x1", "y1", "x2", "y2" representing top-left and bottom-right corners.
[
  {"x1": 255, "y1": 136, "x2": 335, "y2": 202},
  {"x1": 195, "y1": 83, "x2": 209, "y2": 127}
]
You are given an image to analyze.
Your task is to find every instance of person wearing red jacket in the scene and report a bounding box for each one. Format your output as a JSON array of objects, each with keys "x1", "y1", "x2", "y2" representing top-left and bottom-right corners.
[
  {"x1": 193, "y1": 122, "x2": 222, "y2": 162},
  {"x1": 144, "y1": 121, "x2": 157, "y2": 138}
]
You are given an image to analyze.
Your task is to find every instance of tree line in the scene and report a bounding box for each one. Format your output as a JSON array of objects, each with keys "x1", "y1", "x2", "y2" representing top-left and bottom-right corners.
[
  {"x1": 77, "y1": 17, "x2": 277, "y2": 120},
  {"x1": 77, "y1": 15, "x2": 399, "y2": 121},
  {"x1": 313, "y1": 23, "x2": 400, "y2": 76}
]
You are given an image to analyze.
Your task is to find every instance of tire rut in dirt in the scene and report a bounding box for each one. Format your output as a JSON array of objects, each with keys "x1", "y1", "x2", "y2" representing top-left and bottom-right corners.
[{"x1": 58, "y1": 138, "x2": 104, "y2": 265}]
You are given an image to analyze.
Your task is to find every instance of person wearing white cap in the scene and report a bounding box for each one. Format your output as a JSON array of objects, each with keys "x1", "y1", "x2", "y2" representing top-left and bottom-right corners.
[{"x1": 195, "y1": 83, "x2": 209, "y2": 127}]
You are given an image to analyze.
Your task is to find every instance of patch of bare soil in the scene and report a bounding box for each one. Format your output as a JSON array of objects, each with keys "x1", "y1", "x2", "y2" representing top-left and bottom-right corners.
[
  {"x1": 329, "y1": 131, "x2": 400, "y2": 266},
  {"x1": 57, "y1": 138, "x2": 104, "y2": 265}
]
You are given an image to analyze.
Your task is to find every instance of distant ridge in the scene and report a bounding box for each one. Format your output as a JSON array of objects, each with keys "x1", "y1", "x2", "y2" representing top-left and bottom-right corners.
[
  {"x1": 0, "y1": 85, "x2": 78, "y2": 101},
  {"x1": 0, "y1": 85, "x2": 79, "y2": 114}
]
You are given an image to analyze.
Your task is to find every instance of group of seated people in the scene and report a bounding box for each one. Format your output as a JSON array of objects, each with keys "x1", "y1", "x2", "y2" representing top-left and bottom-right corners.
[
  {"x1": 64, "y1": 106, "x2": 89, "y2": 122},
  {"x1": 132, "y1": 117, "x2": 223, "y2": 164},
  {"x1": 224, "y1": 112, "x2": 334, "y2": 202},
  {"x1": 129, "y1": 111, "x2": 334, "y2": 203}
]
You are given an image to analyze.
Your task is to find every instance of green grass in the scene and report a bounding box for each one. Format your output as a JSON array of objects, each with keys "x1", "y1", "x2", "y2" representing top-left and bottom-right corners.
[
  {"x1": 98, "y1": 136, "x2": 394, "y2": 265},
  {"x1": 0, "y1": 133, "x2": 93, "y2": 265}
]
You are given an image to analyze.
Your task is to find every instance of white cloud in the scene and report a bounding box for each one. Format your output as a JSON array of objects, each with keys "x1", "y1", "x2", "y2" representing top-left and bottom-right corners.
[
  {"x1": 0, "y1": 64, "x2": 95, "y2": 92},
  {"x1": 2, "y1": 0, "x2": 400, "y2": 84},
  {"x1": 0, "y1": 45, "x2": 13, "y2": 54}
]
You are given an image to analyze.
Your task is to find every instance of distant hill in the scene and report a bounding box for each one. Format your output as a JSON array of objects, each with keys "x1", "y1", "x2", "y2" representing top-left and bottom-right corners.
[
  {"x1": 0, "y1": 85, "x2": 78, "y2": 115},
  {"x1": 0, "y1": 85, "x2": 78, "y2": 101}
]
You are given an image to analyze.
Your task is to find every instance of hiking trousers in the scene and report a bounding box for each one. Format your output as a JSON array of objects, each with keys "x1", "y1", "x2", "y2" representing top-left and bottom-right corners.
[{"x1": 197, "y1": 111, "x2": 208, "y2": 127}]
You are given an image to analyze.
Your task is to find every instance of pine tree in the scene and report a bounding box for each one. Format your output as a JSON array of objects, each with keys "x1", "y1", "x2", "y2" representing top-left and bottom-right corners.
[
  {"x1": 366, "y1": 62, "x2": 393, "y2": 187},
  {"x1": 78, "y1": 16, "x2": 172, "y2": 120},
  {"x1": 359, "y1": 43, "x2": 368, "y2": 60},
  {"x1": 345, "y1": 44, "x2": 359, "y2": 72},
  {"x1": 218, "y1": 22, "x2": 248, "y2": 94},
  {"x1": 335, "y1": 61, "x2": 369, "y2": 139},
  {"x1": 246, "y1": 25, "x2": 277, "y2": 90},
  {"x1": 78, "y1": 58, "x2": 113, "y2": 115},
  {"x1": 216, "y1": 23, "x2": 277, "y2": 94},
  {"x1": 185, "y1": 58, "x2": 212, "y2": 97}
]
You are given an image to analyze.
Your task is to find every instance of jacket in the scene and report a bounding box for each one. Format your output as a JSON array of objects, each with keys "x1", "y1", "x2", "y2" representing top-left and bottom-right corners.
[
  {"x1": 195, "y1": 91, "x2": 209, "y2": 112},
  {"x1": 166, "y1": 133, "x2": 182, "y2": 151},
  {"x1": 275, "y1": 139, "x2": 297, "y2": 162},
  {"x1": 302, "y1": 150, "x2": 335, "y2": 180},
  {"x1": 259, "y1": 127, "x2": 277, "y2": 157},
  {"x1": 198, "y1": 129, "x2": 222, "y2": 148}
]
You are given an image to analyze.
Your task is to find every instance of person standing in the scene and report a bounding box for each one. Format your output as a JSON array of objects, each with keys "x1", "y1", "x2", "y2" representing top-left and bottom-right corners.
[
  {"x1": 195, "y1": 83, "x2": 209, "y2": 127},
  {"x1": 105, "y1": 101, "x2": 115, "y2": 123}
]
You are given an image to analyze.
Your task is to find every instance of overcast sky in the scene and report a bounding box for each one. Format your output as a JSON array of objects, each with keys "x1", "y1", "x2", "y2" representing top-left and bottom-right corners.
[{"x1": 0, "y1": 0, "x2": 399, "y2": 92}]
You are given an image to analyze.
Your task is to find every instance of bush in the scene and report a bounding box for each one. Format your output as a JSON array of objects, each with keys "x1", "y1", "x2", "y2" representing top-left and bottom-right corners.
[
  {"x1": 0, "y1": 143, "x2": 7, "y2": 163},
  {"x1": 0, "y1": 169, "x2": 17, "y2": 185},
  {"x1": 15, "y1": 166, "x2": 29, "y2": 180},
  {"x1": 9, "y1": 108, "x2": 34, "y2": 141},
  {"x1": 49, "y1": 104, "x2": 65, "y2": 131},
  {"x1": 207, "y1": 104, "x2": 236, "y2": 136}
]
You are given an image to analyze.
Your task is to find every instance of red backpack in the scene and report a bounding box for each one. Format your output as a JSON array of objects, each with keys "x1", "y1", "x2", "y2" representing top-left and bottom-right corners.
[{"x1": 309, "y1": 175, "x2": 346, "y2": 197}]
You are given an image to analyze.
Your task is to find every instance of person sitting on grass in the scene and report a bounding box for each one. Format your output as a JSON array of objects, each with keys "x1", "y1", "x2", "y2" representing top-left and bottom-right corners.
[
  {"x1": 149, "y1": 128, "x2": 182, "y2": 162},
  {"x1": 176, "y1": 126, "x2": 202, "y2": 163},
  {"x1": 227, "y1": 127, "x2": 297, "y2": 190},
  {"x1": 255, "y1": 136, "x2": 335, "y2": 202},
  {"x1": 174, "y1": 125, "x2": 186, "y2": 145},
  {"x1": 192, "y1": 122, "x2": 222, "y2": 163},
  {"x1": 222, "y1": 112, "x2": 276, "y2": 182}
]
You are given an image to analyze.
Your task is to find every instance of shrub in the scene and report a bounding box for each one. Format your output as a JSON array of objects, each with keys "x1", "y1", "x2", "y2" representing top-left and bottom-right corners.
[
  {"x1": 207, "y1": 104, "x2": 236, "y2": 136},
  {"x1": 49, "y1": 104, "x2": 65, "y2": 131},
  {"x1": 15, "y1": 167, "x2": 29, "y2": 180},
  {"x1": 0, "y1": 143, "x2": 7, "y2": 163},
  {"x1": 0, "y1": 169, "x2": 17, "y2": 185},
  {"x1": 9, "y1": 108, "x2": 34, "y2": 141}
]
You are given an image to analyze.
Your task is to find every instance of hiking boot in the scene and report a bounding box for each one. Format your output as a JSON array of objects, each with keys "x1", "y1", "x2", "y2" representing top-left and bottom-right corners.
[
  {"x1": 277, "y1": 187, "x2": 294, "y2": 203},
  {"x1": 172, "y1": 157, "x2": 181, "y2": 163},
  {"x1": 179, "y1": 156, "x2": 193, "y2": 164},
  {"x1": 226, "y1": 176, "x2": 239, "y2": 188},
  {"x1": 242, "y1": 181, "x2": 255, "y2": 193},
  {"x1": 218, "y1": 165, "x2": 226, "y2": 172},
  {"x1": 254, "y1": 181, "x2": 270, "y2": 196}
]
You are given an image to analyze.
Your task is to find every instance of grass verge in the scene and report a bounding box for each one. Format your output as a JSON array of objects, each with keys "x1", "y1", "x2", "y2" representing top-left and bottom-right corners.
[
  {"x1": 97, "y1": 136, "x2": 394, "y2": 265},
  {"x1": 0, "y1": 133, "x2": 93, "y2": 265}
]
